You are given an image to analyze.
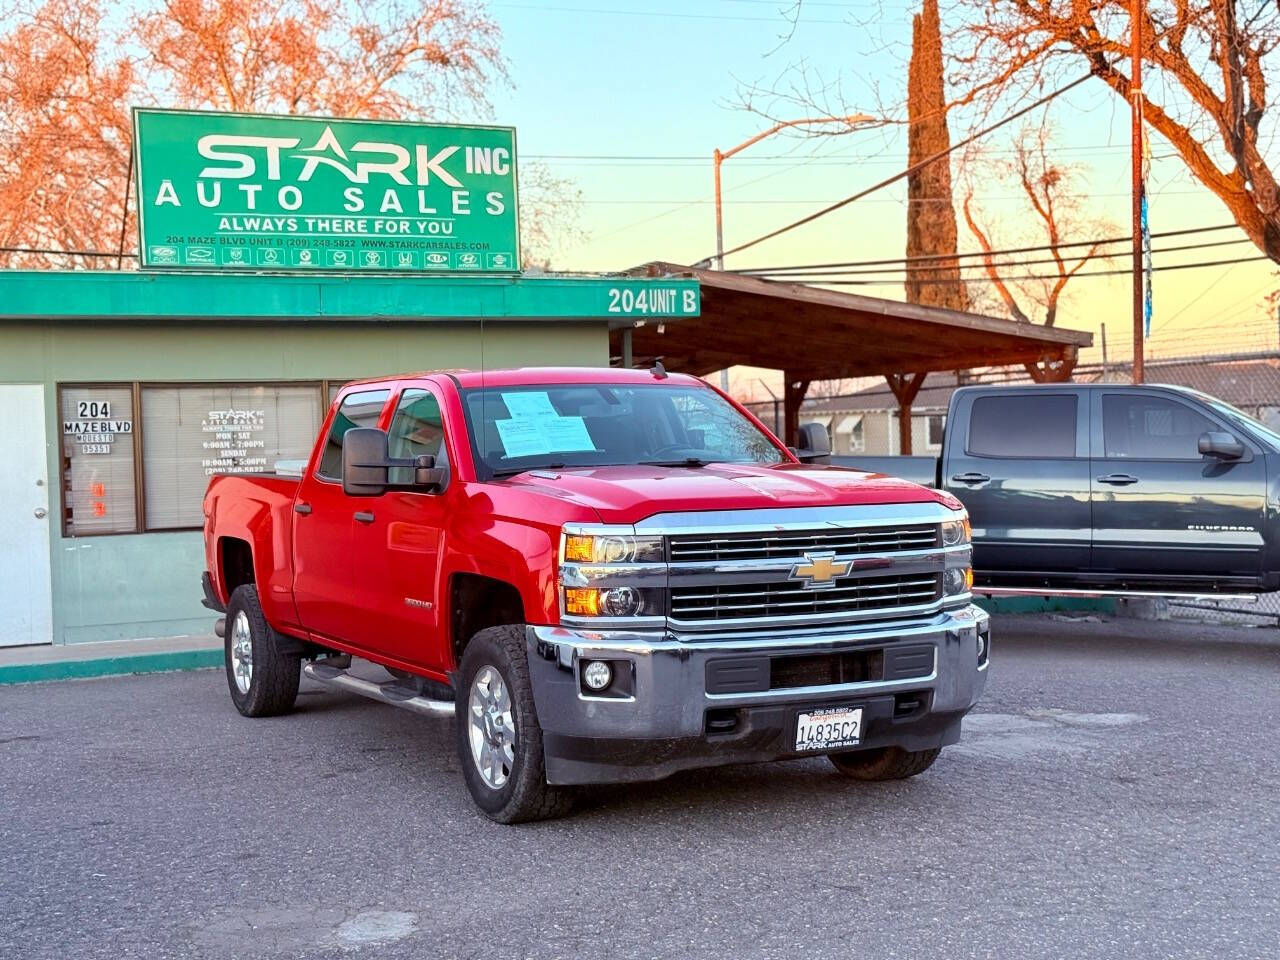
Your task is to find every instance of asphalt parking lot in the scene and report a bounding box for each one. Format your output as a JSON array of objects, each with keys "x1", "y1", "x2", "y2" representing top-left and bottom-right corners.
[{"x1": 3, "y1": 614, "x2": 1279, "y2": 960}]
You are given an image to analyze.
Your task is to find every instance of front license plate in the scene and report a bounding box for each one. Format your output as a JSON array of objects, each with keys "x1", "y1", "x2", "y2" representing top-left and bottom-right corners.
[{"x1": 795, "y1": 706, "x2": 864, "y2": 752}]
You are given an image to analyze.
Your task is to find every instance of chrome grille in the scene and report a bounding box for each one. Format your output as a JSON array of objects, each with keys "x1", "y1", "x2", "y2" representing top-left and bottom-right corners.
[
  {"x1": 668, "y1": 524, "x2": 939, "y2": 563},
  {"x1": 670, "y1": 573, "x2": 942, "y2": 623}
]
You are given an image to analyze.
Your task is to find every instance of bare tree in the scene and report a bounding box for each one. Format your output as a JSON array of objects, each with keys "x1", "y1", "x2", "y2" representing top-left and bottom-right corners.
[
  {"x1": 954, "y1": 0, "x2": 1280, "y2": 263},
  {"x1": 961, "y1": 127, "x2": 1112, "y2": 378},
  {"x1": 963, "y1": 127, "x2": 1113, "y2": 326}
]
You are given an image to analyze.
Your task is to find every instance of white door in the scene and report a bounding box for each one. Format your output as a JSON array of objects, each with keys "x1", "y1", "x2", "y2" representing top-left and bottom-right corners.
[{"x1": 0, "y1": 385, "x2": 53, "y2": 646}]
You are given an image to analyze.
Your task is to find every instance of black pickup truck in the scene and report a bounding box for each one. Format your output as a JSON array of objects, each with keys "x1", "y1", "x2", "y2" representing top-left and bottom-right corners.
[{"x1": 834, "y1": 383, "x2": 1280, "y2": 594}]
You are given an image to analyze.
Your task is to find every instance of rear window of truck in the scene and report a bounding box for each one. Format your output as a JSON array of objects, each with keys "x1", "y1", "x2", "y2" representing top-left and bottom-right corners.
[{"x1": 968, "y1": 394, "x2": 1076, "y2": 458}]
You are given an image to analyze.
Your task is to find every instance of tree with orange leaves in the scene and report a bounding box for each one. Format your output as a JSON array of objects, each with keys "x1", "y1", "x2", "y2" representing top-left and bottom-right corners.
[{"x1": 0, "y1": 0, "x2": 579, "y2": 268}]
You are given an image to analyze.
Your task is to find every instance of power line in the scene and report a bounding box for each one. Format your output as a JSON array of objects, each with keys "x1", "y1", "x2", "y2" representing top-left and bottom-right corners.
[
  {"x1": 747, "y1": 237, "x2": 1252, "y2": 279},
  {"x1": 733, "y1": 223, "x2": 1242, "y2": 273},
  {"x1": 491, "y1": 2, "x2": 850, "y2": 24},
  {"x1": 706, "y1": 72, "x2": 1096, "y2": 263},
  {"x1": 764, "y1": 253, "x2": 1273, "y2": 285}
]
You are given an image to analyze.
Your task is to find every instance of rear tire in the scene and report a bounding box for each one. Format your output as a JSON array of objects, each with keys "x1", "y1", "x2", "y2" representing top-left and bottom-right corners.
[
  {"x1": 225, "y1": 584, "x2": 301, "y2": 718},
  {"x1": 455, "y1": 624, "x2": 574, "y2": 823},
  {"x1": 828, "y1": 746, "x2": 941, "y2": 781}
]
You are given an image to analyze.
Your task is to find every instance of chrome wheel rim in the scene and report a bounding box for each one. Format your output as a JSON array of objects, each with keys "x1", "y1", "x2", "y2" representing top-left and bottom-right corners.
[
  {"x1": 468, "y1": 666, "x2": 515, "y2": 790},
  {"x1": 230, "y1": 611, "x2": 253, "y2": 695}
]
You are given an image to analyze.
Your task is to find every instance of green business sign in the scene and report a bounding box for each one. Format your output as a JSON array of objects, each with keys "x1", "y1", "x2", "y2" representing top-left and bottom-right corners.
[{"x1": 133, "y1": 108, "x2": 520, "y2": 273}]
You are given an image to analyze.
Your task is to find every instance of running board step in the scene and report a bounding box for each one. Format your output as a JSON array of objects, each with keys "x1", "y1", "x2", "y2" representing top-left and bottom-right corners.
[{"x1": 303, "y1": 662, "x2": 455, "y2": 717}]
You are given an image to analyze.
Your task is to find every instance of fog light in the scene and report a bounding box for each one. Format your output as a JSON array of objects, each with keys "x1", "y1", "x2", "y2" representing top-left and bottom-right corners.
[
  {"x1": 977, "y1": 632, "x2": 987, "y2": 660},
  {"x1": 582, "y1": 660, "x2": 613, "y2": 691},
  {"x1": 943, "y1": 567, "x2": 972, "y2": 596}
]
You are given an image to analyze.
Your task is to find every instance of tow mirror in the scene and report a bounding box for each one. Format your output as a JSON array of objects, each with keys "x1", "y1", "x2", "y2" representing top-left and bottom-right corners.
[
  {"x1": 413, "y1": 454, "x2": 447, "y2": 491},
  {"x1": 342, "y1": 428, "x2": 391, "y2": 496},
  {"x1": 1198, "y1": 431, "x2": 1245, "y2": 461},
  {"x1": 795, "y1": 422, "x2": 832, "y2": 464},
  {"x1": 343, "y1": 429, "x2": 448, "y2": 496}
]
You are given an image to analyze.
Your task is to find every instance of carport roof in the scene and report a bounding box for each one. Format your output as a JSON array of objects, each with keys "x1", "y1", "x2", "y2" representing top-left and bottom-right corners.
[{"x1": 621, "y1": 262, "x2": 1092, "y2": 379}]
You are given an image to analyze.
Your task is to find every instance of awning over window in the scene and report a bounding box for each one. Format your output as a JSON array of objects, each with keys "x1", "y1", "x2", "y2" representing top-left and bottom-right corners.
[{"x1": 835, "y1": 414, "x2": 863, "y2": 434}]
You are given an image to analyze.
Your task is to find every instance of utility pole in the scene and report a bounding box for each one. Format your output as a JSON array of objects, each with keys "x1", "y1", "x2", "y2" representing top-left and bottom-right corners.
[
  {"x1": 1100, "y1": 322, "x2": 1109, "y2": 381},
  {"x1": 1130, "y1": 0, "x2": 1145, "y2": 384}
]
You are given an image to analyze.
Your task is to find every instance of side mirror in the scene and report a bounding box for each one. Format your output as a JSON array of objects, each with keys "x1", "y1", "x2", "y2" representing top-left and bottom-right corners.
[
  {"x1": 342, "y1": 428, "x2": 390, "y2": 496},
  {"x1": 795, "y1": 422, "x2": 832, "y2": 464},
  {"x1": 413, "y1": 454, "x2": 447, "y2": 492},
  {"x1": 1199, "y1": 431, "x2": 1245, "y2": 461}
]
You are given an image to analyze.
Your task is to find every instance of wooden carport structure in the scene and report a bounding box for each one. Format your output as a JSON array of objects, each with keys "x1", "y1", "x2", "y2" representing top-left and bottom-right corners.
[{"x1": 617, "y1": 262, "x2": 1093, "y2": 453}]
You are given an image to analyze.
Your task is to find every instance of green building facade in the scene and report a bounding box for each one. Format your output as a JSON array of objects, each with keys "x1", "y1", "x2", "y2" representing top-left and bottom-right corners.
[{"x1": 0, "y1": 271, "x2": 698, "y2": 646}]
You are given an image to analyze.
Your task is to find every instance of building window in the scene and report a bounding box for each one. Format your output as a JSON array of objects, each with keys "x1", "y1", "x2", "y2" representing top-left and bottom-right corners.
[
  {"x1": 835, "y1": 414, "x2": 865, "y2": 453},
  {"x1": 926, "y1": 414, "x2": 945, "y2": 449},
  {"x1": 59, "y1": 385, "x2": 138, "y2": 535},
  {"x1": 141, "y1": 385, "x2": 323, "y2": 530}
]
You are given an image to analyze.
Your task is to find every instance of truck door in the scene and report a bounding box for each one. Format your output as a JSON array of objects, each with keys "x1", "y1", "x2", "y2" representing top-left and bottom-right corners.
[
  {"x1": 347, "y1": 386, "x2": 452, "y2": 673},
  {"x1": 1089, "y1": 389, "x2": 1266, "y2": 582},
  {"x1": 292, "y1": 387, "x2": 391, "y2": 644},
  {"x1": 944, "y1": 388, "x2": 1091, "y2": 578}
]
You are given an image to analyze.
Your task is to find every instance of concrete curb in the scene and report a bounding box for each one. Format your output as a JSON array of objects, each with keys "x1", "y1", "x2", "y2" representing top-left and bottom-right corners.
[{"x1": 0, "y1": 648, "x2": 222, "y2": 685}]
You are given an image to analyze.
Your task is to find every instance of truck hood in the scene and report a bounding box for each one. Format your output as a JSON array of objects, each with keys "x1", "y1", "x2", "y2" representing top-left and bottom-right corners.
[{"x1": 497, "y1": 462, "x2": 958, "y2": 525}]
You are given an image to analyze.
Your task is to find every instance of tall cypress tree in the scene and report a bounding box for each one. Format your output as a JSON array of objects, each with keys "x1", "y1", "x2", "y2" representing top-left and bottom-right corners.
[{"x1": 906, "y1": 0, "x2": 966, "y2": 310}]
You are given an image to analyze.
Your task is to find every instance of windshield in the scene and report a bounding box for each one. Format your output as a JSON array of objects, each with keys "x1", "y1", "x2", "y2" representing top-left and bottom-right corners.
[{"x1": 461, "y1": 383, "x2": 787, "y2": 478}]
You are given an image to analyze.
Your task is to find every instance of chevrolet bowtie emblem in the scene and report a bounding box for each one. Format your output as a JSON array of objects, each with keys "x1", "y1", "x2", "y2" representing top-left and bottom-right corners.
[{"x1": 790, "y1": 551, "x2": 852, "y2": 589}]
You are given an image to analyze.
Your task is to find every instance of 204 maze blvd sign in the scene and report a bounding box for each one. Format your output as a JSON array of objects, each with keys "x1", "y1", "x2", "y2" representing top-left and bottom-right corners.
[{"x1": 134, "y1": 109, "x2": 520, "y2": 273}]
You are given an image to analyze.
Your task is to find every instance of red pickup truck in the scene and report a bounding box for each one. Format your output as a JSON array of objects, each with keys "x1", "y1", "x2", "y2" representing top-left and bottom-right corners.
[{"x1": 202, "y1": 366, "x2": 988, "y2": 822}]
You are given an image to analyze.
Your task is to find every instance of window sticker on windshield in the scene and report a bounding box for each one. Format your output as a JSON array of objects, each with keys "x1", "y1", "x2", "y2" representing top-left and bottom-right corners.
[
  {"x1": 541, "y1": 416, "x2": 595, "y2": 451},
  {"x1": 494, "y1": 414, "x2": 597, "y2": 458},
  {"x1": 502, "y1": 391, "x2": 559, "y2": 419},
  {"x1": 495, "y1": 418, "x2": 552, "y2": 458}
]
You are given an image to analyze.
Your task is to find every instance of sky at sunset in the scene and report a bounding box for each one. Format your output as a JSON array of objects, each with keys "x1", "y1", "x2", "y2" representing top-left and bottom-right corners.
[{"x1": 485, "y1": 1, "x2": 1279, "y2": 393}]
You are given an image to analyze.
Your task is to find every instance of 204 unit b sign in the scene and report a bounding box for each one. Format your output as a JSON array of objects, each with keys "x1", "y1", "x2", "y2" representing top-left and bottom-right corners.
[{"x1": 134, "y1": 108, "x2": 520, "y2": 273}]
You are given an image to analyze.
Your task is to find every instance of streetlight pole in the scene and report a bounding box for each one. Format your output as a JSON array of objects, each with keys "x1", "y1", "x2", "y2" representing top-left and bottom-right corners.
[
  {"x1": 712, "y1": 114, "x2": 874, "y2": 271},
  {"x1": 713, "y1": 114, "x2": 874, "y2": 392}
]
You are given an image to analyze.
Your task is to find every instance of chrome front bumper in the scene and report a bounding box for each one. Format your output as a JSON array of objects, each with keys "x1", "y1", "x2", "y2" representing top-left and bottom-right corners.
[{"x1": 525, "y1": 605, "x2": 990, "y2": 785}]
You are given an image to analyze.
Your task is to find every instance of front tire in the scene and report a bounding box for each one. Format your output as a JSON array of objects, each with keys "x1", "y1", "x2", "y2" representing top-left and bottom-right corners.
[
  {"x1": 225, "y1": 584, "x2": 301, "y2": 718},
  {"x1": 828, "y1": 746, "x2": 941, "y2": 781},
  {"x1": 455, "y1": 625, "x2": 574, "y2": 823}
]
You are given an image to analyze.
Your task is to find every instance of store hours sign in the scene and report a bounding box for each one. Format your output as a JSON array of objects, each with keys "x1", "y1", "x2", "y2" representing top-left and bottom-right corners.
[{"x1": 133, "y1": 108, "x2": 520, "y2": 273}]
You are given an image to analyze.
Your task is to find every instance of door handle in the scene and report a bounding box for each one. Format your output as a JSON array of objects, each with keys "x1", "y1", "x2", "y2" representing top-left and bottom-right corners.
[
  {"x1": 353, "y1": 511, "x2": 376, "y2": 524},
  {"x1": 1096, "y1": 474, "x2": 1139, "y2": 485},
  {"x1": 950, "y1": 472, "x2": 990, "y2": 484},
  {"x1": 293, "y1": 502, "x2": 312, "y2": 515}
]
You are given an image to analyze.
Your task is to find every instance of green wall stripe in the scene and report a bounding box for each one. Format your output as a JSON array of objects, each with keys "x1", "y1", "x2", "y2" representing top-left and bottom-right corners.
[
  {"x1": 0, "y1": 271, "x2": 699, "y2": 321},
  {"x1": 0, "y1": 648, "x2": 223, "y2": 685}
]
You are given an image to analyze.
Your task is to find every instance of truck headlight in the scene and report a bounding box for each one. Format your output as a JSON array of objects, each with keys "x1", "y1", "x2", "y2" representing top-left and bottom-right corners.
[
  {"x1": 943, "y1": 566, "x2": 974, "y2": 596},
  {"x1": 941, "y1": 517, "x2": 971, "y2": 546},
  {"x1": 564, "y1": 533, "x2": 664, "y2": 564},
  {"x1": 564, "y1": 586, "x2": 664, "y2": 618}
]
